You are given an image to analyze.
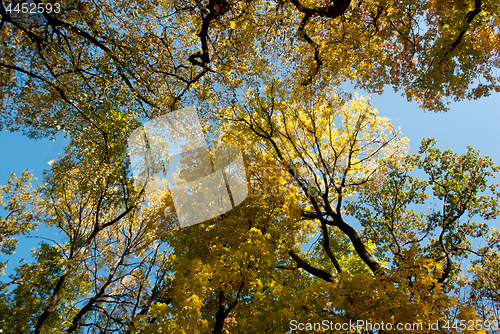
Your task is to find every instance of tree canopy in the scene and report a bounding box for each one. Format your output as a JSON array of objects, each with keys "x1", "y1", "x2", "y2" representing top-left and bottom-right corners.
[{"x1": 1, "y1": 0, "x2": 500, "y2": 333}]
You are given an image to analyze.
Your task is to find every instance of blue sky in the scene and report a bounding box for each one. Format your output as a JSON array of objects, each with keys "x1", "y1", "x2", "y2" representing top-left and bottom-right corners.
[
  {"x1": 2, "y1": 90, "x2": 498, "y2": 188},
  {"x1": 1, "y1": 88, "x2": 499, "y2": 273},
  {"x1": 0, "y1": 132, "x2": 65, "y2": 183},
  {"x1": 0, "y1": 131, "x2": 65, "y2": 273}
]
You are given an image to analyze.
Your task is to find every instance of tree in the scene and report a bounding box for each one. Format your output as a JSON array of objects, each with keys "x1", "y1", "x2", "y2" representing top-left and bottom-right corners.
[
  {"x1": 467, "y1": 229, "x2": 500, "y2": 329},
  {"x1": 1, "y1": 0, "x2": 500, "y2": 333}
]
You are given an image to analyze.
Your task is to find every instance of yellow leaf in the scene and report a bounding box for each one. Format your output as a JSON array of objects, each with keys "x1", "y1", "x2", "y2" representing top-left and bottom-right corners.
[{"x1": 230, "y1": 21, "x2": 236, "y2": 29}]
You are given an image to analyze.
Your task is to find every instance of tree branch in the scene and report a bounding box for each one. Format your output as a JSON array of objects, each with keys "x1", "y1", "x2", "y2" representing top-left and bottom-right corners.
[{"x1": 289, "y1": 250, "x2": 335, "y2": 282}]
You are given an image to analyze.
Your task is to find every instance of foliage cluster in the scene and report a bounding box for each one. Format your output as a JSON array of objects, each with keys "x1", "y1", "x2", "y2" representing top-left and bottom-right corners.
[{"x1": 1, "y1": 0, "x2": 500, "y2": 333}]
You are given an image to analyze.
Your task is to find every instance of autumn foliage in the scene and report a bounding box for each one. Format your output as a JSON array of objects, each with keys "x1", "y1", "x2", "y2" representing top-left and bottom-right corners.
[{"x1": 1, "y1": 0, "x2": 500, "y2": 333}]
